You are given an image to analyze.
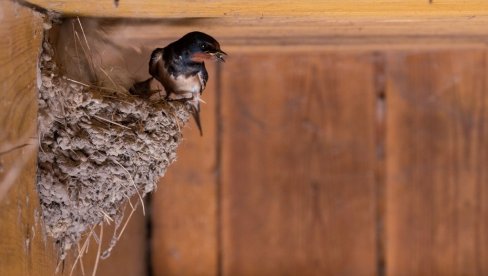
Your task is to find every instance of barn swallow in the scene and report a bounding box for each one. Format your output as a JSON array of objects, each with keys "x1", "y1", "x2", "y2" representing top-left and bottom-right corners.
[{"x1": 148, "y1": 31, "x2": 226, "y2": 136}]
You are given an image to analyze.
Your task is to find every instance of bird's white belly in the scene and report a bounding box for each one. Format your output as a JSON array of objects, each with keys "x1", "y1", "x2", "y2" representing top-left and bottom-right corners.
[{"x1": 172, "y1": 74, "x2": 201, "y2": 94}]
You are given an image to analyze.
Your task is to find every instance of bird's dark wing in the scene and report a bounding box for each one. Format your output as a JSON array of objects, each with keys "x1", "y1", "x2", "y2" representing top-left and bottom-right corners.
[
  {"x1": 198, "y1": 63, "x2": 209, "y2": 94},
  {"x1": 149, "y1": 48, "x2": 164, "y2": 81}
]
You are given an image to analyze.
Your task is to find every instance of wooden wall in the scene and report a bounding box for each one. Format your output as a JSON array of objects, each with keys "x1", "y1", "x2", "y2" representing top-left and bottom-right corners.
[
  {"x1": 155, "y1": 47, "x2": 488, "y2": 276},
  {"x1": 0, "y1": 2, "x2": 56, "y2": 275}
]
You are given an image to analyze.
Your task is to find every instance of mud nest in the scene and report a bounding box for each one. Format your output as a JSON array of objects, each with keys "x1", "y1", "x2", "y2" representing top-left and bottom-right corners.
[{"x1": 37, "y1": 32, "x2": 189, "y2": 259}]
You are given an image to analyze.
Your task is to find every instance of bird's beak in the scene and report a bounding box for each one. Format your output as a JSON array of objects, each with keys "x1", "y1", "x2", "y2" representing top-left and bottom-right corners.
[{"x1": 211, "y1": 50, "x2": 227, "y2": 62}]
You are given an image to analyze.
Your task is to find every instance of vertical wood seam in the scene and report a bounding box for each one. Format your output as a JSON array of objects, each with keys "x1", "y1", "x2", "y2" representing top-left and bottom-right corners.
[
  {"x1": 145, "y1": 196, "x2": 154, "y2": 276},
  {"x1": 474, "y1": 49, "x2": 487, "y2": 276},
  {"x1": 215, "y1": 62, "x2": 224, "y2": 276},
  {"x1": 373, "y1": 51, "x2": 387, "y2": 276}
]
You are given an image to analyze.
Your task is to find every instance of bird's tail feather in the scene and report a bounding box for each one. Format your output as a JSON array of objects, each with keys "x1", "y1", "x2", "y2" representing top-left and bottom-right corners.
[{"x1": 188, "y1": 102, "x2": 203, "y2": 136}]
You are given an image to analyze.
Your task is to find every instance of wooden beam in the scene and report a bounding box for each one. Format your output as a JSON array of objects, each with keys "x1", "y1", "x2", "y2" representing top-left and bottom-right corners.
[
  {"x1": 24, "y1": 0, "x2": 488, "y2": 18},
  {"x1": 73, "y1": 16, "x2": 488, "y2": 49},
  {"x1": 0, "y1": 1, "x2": 58, "y2": 275},
  {"x1": 22, "y1": 2, "x2": 488, "y2": 47}
]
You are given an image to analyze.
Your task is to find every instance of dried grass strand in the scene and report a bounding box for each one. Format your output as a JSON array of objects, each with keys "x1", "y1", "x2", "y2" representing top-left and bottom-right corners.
[
  {"x1": 92, "y1": 115, "x2": 131, "y2": 130},
  {"x1": 70, "y1": 226, "x2": 96, "y2": 276},
  {"x1": 97, "y1": 66, "x2": 128, "y2": 95},
  {"x1": 77, "y1": 17, "x2": 91, "y2": 51},
  {"x1": 112, "y1": 159, "x2": 145, "y2": 216},
  {"x1": 101, "y1": 199, "x2": 139, "y2": 259},
  {"x1": 91, "y1": 224, "x2": 103, "y2": 276},
  {"x1": 76, "y1": 243, "x2": 86, "y2": 276}
]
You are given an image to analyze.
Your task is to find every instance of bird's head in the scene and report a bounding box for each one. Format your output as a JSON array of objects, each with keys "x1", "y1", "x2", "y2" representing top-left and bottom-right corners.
[{"x1": 177, "y1": 31, "x2": 227, "y2": 63}]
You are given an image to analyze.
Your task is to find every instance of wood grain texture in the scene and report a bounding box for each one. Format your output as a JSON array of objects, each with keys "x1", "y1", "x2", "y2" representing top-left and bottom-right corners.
[
  {"x1": 151, "y1": 63, "x2": 218, "y2": 276},
  {"x1": 24, "y1": 0, "x2": 488, "y2": 18},
  {"x1": 81, "y1": 16, "x2": 488, "y2": 48},
  {"x1": 386, "y1": 49, "x2": 488, "y2": 275},
  {"x1": 0, "y1": 1, "x2": 56, "y2": 275},
  {"x1": 220, "y1": 51, "x2": 378, "y2": 276}
]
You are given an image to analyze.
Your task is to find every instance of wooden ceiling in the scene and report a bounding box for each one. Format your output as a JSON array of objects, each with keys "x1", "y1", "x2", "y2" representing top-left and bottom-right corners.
[
  {"x1": 24, "y1": 0, "x2": 488, "y2": 18},
  {"x1": 24, "y1": 1, "x2": 488, "y2": 48}
]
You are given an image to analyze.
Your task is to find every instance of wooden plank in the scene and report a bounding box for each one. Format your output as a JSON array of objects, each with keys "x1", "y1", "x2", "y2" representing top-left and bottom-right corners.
[
  {"x1": 386, "y1": 48, "x2": 488, "y2": 275},
  {"x1": 24, "y1": 0, "x2": 488, "y2": 18},
  {"x1": 220, "y1": 51, "x2": 378, "y2": 275},
  {"x1": 151, "y1": 62, "x2": 218, "y2": 276},
  {"x1": 0, "y1": 1, "x2": 59, "y2": 275},
  {"x1": 77, "y1": 16, "x2": 488, "y2": 48}
]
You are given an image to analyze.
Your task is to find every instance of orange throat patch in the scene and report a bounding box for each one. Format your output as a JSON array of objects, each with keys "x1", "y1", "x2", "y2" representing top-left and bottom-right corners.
[{"x1": 190, "y1": 52, "x2": 213, "y2": 63}]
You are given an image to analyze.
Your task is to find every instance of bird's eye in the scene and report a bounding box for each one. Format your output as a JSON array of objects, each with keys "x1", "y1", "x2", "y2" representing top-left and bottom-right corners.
[{"x1": 200, "y1": 44, "x2": 207, "y2": 50}]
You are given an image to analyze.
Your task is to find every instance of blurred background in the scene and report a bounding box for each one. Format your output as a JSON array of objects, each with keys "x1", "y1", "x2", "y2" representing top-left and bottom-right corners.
[{"x1": 2, "y1": 1, "x2": 488, "y2": 276}]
